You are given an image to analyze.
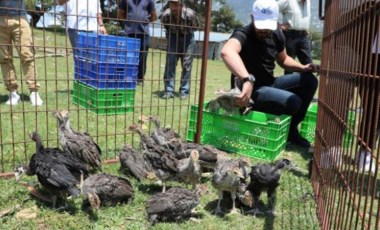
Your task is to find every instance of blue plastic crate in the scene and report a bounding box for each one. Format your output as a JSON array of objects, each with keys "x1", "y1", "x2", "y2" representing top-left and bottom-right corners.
[
  {"x1": 74, "y1": 58, "x2": 138, "y2": 79},
  {"x1": 98, "y1": 34, "x2": 140, "y2": 50},
  {"x1": 74, "y1": 73, "x2": 137, "y2": 89},
  {"x1": 77, "y1": 33, "x2": 141, "y2": 64},
  {"x1": 77, "y1": 32, "x2": 97, "y2": 45},
  {"x1": 77, "y1": 50, "x2": 139, "y2": 65},
  {"x1": 77, "y1": 32, "x2": 140, "y2": 50}
]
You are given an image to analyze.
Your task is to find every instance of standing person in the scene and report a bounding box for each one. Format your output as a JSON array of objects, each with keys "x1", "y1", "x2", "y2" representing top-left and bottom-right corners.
[
  {"x1": 0, "y1": 0, "x2": 43, "y2": 106},
  {"x1": 277, "y1": 0, "x2": 313, "y2": 74},
  {"x1": 117, "y1": 0, "x2": 157, "y2": 86},
  {"x1": 160, "y1": 0, "x2": 199, "y2": 99},
  {"x1": 221, "y1": 0, "x2": 319, "y2": 148},
  {"x1": 58, "y1": 0, "x2": 107, "y2": 57}
]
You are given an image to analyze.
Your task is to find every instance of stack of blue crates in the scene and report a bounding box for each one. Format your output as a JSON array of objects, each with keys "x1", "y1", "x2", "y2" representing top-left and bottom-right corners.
[{"x1": 72, "y1": 32, "x2": 141, "y2": 115}]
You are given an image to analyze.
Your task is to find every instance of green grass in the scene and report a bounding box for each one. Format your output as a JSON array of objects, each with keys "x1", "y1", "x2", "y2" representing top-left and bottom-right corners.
[{"x1": 0, "y1": 28, "x2": 320, "y2": 229}]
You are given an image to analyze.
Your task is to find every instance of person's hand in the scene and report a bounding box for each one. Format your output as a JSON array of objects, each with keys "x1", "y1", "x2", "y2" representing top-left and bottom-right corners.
[
  {"x1": 303, "y1": 63, "x2": 320, "y2": 73},
  {"x1": 99, "y1": 26, "x2": 107, "y2": 35},
  {"x1": 280, "y1": 23, "x2": 290, "y2": 31},
  {"x1": 235, "y1": 81, "x2": 253, "y2": 107}
]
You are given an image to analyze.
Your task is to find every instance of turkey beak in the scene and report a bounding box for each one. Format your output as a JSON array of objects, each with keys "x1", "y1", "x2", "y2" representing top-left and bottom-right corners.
[{"x1": 237, "y1": 171, "x2": 244, "y2": 179}]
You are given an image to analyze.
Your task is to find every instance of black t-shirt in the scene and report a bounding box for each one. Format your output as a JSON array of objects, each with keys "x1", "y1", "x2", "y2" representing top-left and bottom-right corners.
[{"x1": 230, "y1": 23, "x2": 286, "y2": 88}]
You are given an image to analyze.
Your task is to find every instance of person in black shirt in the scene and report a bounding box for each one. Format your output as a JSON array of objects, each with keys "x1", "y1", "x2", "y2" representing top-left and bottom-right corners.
[{"x1": 221, "y1": 0, "x2": 319, "y2": 148}]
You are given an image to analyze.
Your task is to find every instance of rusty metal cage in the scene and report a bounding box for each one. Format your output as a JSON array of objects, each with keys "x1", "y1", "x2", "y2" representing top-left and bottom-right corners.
[
  {"x1": 313, "y1": 0, "x2": 380, "y2": 229},
  {"x1": 0, "y1": 0, "x2": 212, "y2": 176}
]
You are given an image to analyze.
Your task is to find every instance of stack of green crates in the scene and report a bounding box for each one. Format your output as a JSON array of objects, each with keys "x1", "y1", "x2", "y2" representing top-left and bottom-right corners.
[
  {"x1": 72, "y1": 81, "x2": 135, "y2": 115},
  {"x1": 300, "y1": 104, "x2": 355, "y2": 147},
  {"x1": 187, "y1": 105, "x2": 291, "y2": 161},
  {"x1": 72, "y1": 32, "x2": 140, "y2": 115}
]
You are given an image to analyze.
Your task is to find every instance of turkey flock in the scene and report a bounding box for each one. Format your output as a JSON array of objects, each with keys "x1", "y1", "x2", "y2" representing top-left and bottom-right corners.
[{"x1": 14, "y1": 110, "x2": 296, "y2": 224}]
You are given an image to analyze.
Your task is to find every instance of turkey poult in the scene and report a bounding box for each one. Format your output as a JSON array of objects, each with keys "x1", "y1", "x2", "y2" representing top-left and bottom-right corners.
[
  {"x1": 211, "y1": 158, "x2": 251, "y2": 214},
  {"x1": 246, "y1": 158, "x2": 292, "y2": 216},
  {"x1": 80, "y1": 173, "x2": 133, "y2": 213},
  {"x1": 129, "y1": 124, "x2": 179, "y2": 193},
  {"x1": 148, "y1": 115, "x2": 180, "y2": 147},
  {"x1": 176, "y1": 150, "x2": 202, "y2": 190},
  {"x1": 148, "y1": 115, "x2": 186, "y2": 159},
  {"x1": 182, "y1": 142, "x2": 229, "y2": 170},
  {"x1": 52, "y1": 110, "x2": 102, "y2": 172},
  {"x1": 15, "y1": 132, "x2": 88, "y2": 208},
  {"x1": 205, "y1": 77, "x2": 254, "y2": 115},
  {"x1": 146, "y1": 187, "x2": 200, "y2": 225},
  {"x1": 119, "y1": 144, "x2": 148, "y2": 181},
  {"x1": 14, "y1": 154, "x2": 37, "y2": 181}
]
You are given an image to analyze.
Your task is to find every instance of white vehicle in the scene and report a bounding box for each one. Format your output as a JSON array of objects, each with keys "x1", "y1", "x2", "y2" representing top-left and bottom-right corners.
[{"x1": 36, "y1": 5, "x2": 65, "y2": 28}]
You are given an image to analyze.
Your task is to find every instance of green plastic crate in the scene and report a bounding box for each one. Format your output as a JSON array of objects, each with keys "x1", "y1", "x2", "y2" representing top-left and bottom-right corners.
[
  {"x1": 300, "y1": 104, "x2": 355, "y2": 147},
  {"x1": 72, "y1": 81, "x2": 135, "y2": 115},
  {"x1": 187, "y1": 105, "x2": 291, "y2": 161}
]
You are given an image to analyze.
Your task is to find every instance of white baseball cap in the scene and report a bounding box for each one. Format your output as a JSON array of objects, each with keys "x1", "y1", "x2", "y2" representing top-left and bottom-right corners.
[{"x1": 252, "y1": 0, "x2": 279, "y2": 30}]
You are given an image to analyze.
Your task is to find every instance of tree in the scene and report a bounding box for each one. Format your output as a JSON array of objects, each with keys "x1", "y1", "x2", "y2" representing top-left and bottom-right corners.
[
  {"x1": 211, "y1": 3, "x2": 243, "y2": 33},
  {"x1": 25, "y1": 0, "x2": 54, "y2": 27},
  {"x1": 309, "y1": 29, "x2": 322, "y2": 60}
]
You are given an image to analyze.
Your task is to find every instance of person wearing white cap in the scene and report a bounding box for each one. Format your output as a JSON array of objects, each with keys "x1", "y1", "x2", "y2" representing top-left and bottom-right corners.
[
  {"x1": 221, "y1": 0, "x2": 319, "y2": 148},
  {"x1": 277, "y1": 0, "x2": 312, "y2": 74}
]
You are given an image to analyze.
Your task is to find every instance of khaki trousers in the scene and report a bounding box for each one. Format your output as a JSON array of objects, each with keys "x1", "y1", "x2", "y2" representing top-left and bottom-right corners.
[{"x1": 0, "y1": 16, "x2": 40, "y2": 92}]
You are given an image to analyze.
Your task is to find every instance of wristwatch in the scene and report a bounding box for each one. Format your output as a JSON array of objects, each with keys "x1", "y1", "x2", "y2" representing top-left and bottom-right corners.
[{"x1": 241, "y1": 74, "x2": 256, "y2": 84}]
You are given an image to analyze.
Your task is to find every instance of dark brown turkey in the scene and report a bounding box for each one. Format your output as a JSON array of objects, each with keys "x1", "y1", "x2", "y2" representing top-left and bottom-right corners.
[
  {"x1": 148, "y1": 115, "x2": 187, "y2": 159},
  {"x1": 246, "y1": 158, "x2": 292, "y2": 216},
  {"x1": 148, "y1": 115, "x2": 181, "y2": 145},
  {"x1": 14, "y1": 132, "x2": 88, "y2": 208},
  {"x1": 129, "y1": 124, "x2": 178, "y2": 193},
  {"x1": 80, "y1": 173, "x2": 133, "y2": 213},
  {"x1": 52, "y1": 110, "x2": 102, "y2": 172},
  {"x1": 146, "y1": 187, "x2": 200, "y2": 225},
  {"x1": 119, "y1": 144, "x2": 149, "y2": 181}
]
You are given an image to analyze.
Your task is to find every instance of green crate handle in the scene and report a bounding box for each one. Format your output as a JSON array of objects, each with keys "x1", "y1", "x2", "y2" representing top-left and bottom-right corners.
[
  {"x1": 86, "y1": 99, "x2": 94, "y2": 106},
  {"x1": 113, "y1": 93, "x2": 123, "y2": 97}
]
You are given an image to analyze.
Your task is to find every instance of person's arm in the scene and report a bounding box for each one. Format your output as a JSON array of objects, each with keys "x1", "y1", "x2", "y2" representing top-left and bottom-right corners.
[
  {"x1": 97, "y1": 13, "x2": 107, "y2": 34},
  {"x1": 149, "y1": 9, "x2": 157, "y2": 22},
  {"x1": 221, "y1": 38, "x2": 254, "y2": 107},
  {"x1": 276, "y1": 49, "x2": 319, "y2": 72}
]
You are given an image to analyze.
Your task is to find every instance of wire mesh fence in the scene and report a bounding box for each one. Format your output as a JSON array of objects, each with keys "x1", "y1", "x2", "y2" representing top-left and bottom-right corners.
[
  {"x1": 313, "y1": 0, "x2": 380, "y2": 229},
  {"x1": 0, "y1": 1, "x2": 208, "y2": 174}
]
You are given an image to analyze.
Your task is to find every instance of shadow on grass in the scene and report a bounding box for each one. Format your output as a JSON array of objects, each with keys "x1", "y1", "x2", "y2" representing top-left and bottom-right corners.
[
  {"x1": 285, "y1": 143, "x2": 313, "y2": 161},
  {"x1": 138, "y1": 183, "x2": 165, "y2": 195},
  {"x1": 0, "y1": 93, "x2": 30, "y2": 104},
  {"x1": 152, "y1": 90, "x2": 162, "y2": 98},
  {"x1": 56, "y1": 89, "x2": 73, "y2": 95},
  {"x1": 205, "y1": 194, "x2": 268, "y2": 218},
  {"x1": 81, "y1": 200, "x2": 99, "y2": 222}
]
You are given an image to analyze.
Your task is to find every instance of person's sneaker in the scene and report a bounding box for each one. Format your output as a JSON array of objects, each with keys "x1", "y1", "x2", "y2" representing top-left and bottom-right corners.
[
  {"x1": 356, "y1": 150, "x2": 376, "y2": 174},
  {"x1": 6, "y1": 92, "x2": 20, "y2": 105},
  {"x1": 160, "y1": 92, "x2": 174, "y2": 99},
  {"x1": 179, "y1": 94, "x2": 189, "y2": 100},
  {"x1": 287, "y1": 130, "x2": 311, "y2": 148},
  {"x1": 30, "y1": 92, "x2": 43, "y2": 106}
]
